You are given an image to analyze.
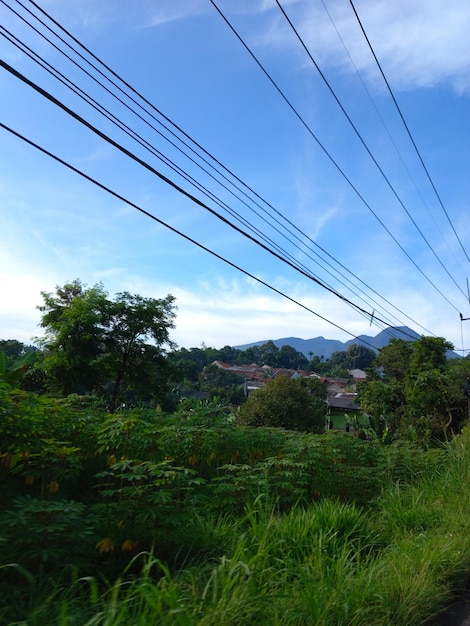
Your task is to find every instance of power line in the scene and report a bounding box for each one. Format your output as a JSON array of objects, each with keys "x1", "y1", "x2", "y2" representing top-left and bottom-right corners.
[
  {"x1": 319, "y1": 0, "x2": 468, "y2": 281},
  {"x1": 0, "y1": 0, "x2": 435, "y2": 336},
  {"x1": 15, "y1": 0, "x2": 450, "y2": 337},
  {"x1": 208, "y1": 0, "x2": 462, "y2": 315},
  {"x1": 2, "y1": 58, "x2": 409, "y2": 335},
  {"x1": 0, "y1": 119, "x2": 381, "y2": 351},
  {"x1": 1, "y1": 0, "x2": 451, "y2": 339},
  {"x1": 348, "y1": 0, "x2": 470, "y2": 268},
  {"x1": 275, "y1": 0, "x2": 467, "y2": 300},
  {"x1": 0, "y1": 25, "x2": 399, "y2": 331},
  {"x1": 0, "y1": 23, "x2": 304, "y2": 265},
  {"x1": 2, "y1": 1, "x2": 385, "y2": 310}
]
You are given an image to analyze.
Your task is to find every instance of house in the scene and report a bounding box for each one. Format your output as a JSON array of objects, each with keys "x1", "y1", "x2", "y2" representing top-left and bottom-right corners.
[
  {"x1": 327, "y1": 393, "x2": 360, "y2": 412},
  {"x1": 211, "y1": 360, "x2": 312, "y2": 396},
  {"x1": 349, "y1": 369, "x2": 367, "y2": 381}
]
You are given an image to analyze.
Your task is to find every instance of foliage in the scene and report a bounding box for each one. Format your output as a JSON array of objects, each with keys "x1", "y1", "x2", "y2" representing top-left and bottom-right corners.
[
  {"x1": 198, "y1": 362, "x2": 245, "y2": 404},
  {"x1": 0, "y1": 496, "x2": 99, "y2": 572},
  {"x1": 359, "y1": 336, "x2": 469, "y2": 445},
  {"x1": 37, "y1": 279, "x2": 176, "y2": 410},
  {"x1": 167, "y1": 340, "x2": 311, "y2": 370},
  {"x1": 357, "y1": 379, "x2": 405, "y2": 441},
  {"x1": 0, "y1": 342, "x2": 40, "y2": 389},
  {"x1": 4, "y1": 430, "x2": 470, "y2": 625},
  {"x1": 372, "y1": 337, "x2": 413, "y2": 382},
  {"x1": 329, "y1": 343, "x2": 376, "y2": 372},
  {"x1": 307, "y1": 343, "x2": 376, "y2": 376},
  {"x1": 238, "y1": 374, "x2": 326, "y2": 432},
  {"x1": 3, "y1": 374, "x2": 470, "y2": 625}
]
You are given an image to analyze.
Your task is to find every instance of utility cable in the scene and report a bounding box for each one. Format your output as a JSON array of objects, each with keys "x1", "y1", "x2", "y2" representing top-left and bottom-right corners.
[
  {"x1": 0, "y1": 24, "x2": 300, "y2": 263},
  {"x1": 7, "y1": 0, "x2": 443, "y2": 334},
  {"x1": 208, "y1": 0, "x2": 461, "y2": 315},
  {"x1": 3, "y1": 0, "x2": 382, "y2": 307},
  {"x1": 1, "y1": 58, "x2": 408, "y2": 335},
  {"x1": 320, "y1": 0, "x2": 467, "y2": 280},
  {"x1": 5, "y1": 0, "x2": 439, "y2": 336},
  {"x1": 0, "y1": 26, "x2": 400, "y2": 331},
  {"x1": 0, "y1": 13, "x2": 419, "y2": 335},
  {"x1": 0, "y1": 119, "x2": 382, "y2": 351},
  {"x1": 2, "y1": 0, "x2": 445, "y2": 338},
  {"x1": 275, "y1": 0, "x2": 467, "y2": 299},
  {"x1": 348, "y1": 0, "x2": 470, "y2": 268}
]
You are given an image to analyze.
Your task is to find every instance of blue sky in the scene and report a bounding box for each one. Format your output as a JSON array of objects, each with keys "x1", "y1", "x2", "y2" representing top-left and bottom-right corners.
[{"x1": 1, "y1": 0, "x2": 470, "y2": 353}]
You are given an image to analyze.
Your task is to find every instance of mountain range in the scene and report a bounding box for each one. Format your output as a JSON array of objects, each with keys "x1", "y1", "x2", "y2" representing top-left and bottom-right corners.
[{"x1": 235, "y1": 326, "x2": 423, "y2": 360}]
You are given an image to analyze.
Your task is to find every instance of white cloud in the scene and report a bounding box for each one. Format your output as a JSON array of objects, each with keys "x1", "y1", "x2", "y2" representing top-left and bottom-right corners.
[
  {"x1": 141, "y1": 0, "x2": 207, "y2": 28},
  {"x1": 348, "y1": 0, "x2": 470, "y2": 92},
  {"x1": 0, "y1": 269, "x2": 49, "y2": 343},
  {"x1": 260, "y1": 0, "x2": 470, "y2": 93},
  {"x1": 1, "y1": 259, "x2": 466, "y2": 352}
]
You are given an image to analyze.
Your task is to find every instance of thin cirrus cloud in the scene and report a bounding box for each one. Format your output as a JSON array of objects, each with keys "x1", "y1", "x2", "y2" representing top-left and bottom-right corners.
[
  {"x1": 310, "y1": 0, "x2": 470, "y2": 92},
  {"x1": 254, "y1": 0, "x2": 470, "y2": 93}
]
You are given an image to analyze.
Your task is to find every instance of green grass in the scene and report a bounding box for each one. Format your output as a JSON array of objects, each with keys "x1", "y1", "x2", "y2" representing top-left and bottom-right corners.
[{"x1": 3, "y1": 429, "x2": 470, "y2": 625}]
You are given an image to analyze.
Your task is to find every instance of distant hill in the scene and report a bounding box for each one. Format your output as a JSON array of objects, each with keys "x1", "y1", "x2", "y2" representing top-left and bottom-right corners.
[{"x1": 235, "y1": 326, "x2": 424, "y2": 360}]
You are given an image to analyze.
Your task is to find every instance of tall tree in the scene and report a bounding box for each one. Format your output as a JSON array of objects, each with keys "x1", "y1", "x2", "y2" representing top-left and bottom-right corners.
[
  {"x1": 403, "y1": 337, "x2": 456, "y2": 443},
  {"x1": 372, "y1": 338, "x2": 413, "y2": 382},
  {"x1": 37, "y1": 280, "x2": 176, "y2": 410},
  {"x1": 274, "y1": 345, "x2": 309, "y2": 369},
  {"x1": 38, "y1": 280, "x2": 108, "y2": 395},
  {"x1": 359, "y1": 336, "x2": 465, "y2": 444},
  {"x1": 345, "y1": 344, "x2": 377, "y2": 370},
  {"x1": 100, "y1": 292, "x2": 176, "y2": 411},
  {"x1": 0, "y1": 340, "x2": 26, "y2": 363}
]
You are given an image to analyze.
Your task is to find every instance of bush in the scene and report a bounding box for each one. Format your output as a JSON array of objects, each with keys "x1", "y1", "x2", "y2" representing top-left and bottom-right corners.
[{"x1": 238, "y1": 375, "x2": 326, "y2": 433}]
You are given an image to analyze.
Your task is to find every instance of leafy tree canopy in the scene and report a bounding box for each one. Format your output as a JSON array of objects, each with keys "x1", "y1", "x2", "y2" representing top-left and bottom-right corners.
[
  {"x1": 359, "y1": 335, "x2": 468, "y2": 445},
  {"x1": 238, "y1": 374, "x2": 326, "y2": 433},
  {"x1": 371, "y1": 338, "x2": 413, "y2": 382},
  {"x1": 37, "y1": 279, "x2": 176, "y2": 410}
]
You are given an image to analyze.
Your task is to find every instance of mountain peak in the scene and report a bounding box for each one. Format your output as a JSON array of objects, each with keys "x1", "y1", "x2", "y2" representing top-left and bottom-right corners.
[{"x1": 236, "y1": 326, "x2": 422, "y2": 360}]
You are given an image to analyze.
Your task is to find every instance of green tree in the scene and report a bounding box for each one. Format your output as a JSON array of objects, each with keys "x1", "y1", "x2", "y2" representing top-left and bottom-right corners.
[
  {"x1": 100, "y1": 291, "x2": 176, "y2": 411},
  {"x1": 307, "y1": 353, "x2": 326, "y2": 374},
  {"x1": 238, "y1": 374, "x2": 326, "y2": 433},
  {"x1": 0, "y1": 339, "x2": 27, "y2": 364},
  {"x1": 372, "y1": 338, "x2": 413, "y2": 382},
  {"x1": 345, "y1": 344, "x2": 376, "y2": 370},
  {"x1": 273, "y1": 345, "x2": 309, "y2": 369},
  {"x1": 0, "y1": 341, "x2": 41, "y2": 390},
  {"x1": 259, "y1": 340, "x2": 280, "y2": 365},
  {"x1": 239, "y1": 344, "x2": 263, "y2": 363},
  {"x1": 215, "y1": 345, "x2": 242, "y2": 364},
  {"x1": 38, "y1": 280, "x2": 108, "y2": 395},
  {"x1": 199, "y1": 363, "x2": 243, "y2": 390},
  {"x1": 407, "y1": 336, "x2": 452, "y2": 373},
  {"x1": 357, "y1": 379, "x2": 405, "y2": 440},
  {"x1": 325, "y1": 344, "x2": 376, "y2": 375},
  {"x1": 403, "y1": 337, "x2": 456, "y2": 443},
  {"x1": 199, "y1": 362, "x2": 245, "y2": 403},
  {"x1": 168, "y1": 347, "x2": 212, "y2": 384},
  {"x1": 360, "y1": 336, "x2": 465, "y2": 445},
  {"x1": 37, "y1": 280, "x2": 176, "y2": 410}
]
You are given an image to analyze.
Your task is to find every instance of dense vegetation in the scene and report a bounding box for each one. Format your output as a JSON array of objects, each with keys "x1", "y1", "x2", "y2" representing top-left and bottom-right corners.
[
  {"x1": 358, "y1": 336, "x2": 469, "y2": 445},
  {"x1": 1, "y1": 280, "x2": 470, "y2": 624},
  {"x1": 2, "y1": 386, "x2": 470, "y2": 624}
]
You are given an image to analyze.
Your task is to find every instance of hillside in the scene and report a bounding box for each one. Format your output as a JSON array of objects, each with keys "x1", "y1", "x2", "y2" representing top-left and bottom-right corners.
[{"x1": 235, "y1": 326, "x2": 422, "y2": 360}]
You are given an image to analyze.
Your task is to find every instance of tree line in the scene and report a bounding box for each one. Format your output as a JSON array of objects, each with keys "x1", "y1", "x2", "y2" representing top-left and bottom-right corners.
[
  {"x1": 0, "y1": 279, "x2": 376, "y2": 410},
  {"x1": 1, "y1": 279, "x2": 469, "y2": 444}
]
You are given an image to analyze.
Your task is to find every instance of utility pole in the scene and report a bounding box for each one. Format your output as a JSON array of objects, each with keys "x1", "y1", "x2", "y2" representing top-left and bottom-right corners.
[{"x1": 460, "y1": 300, "x2": 470, "y2": 423}]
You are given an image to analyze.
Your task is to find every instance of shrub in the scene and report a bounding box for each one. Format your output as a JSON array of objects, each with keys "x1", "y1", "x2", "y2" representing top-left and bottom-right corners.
[{"x1": 239, "y1": 375, "x2": 326, "y2": 433}]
